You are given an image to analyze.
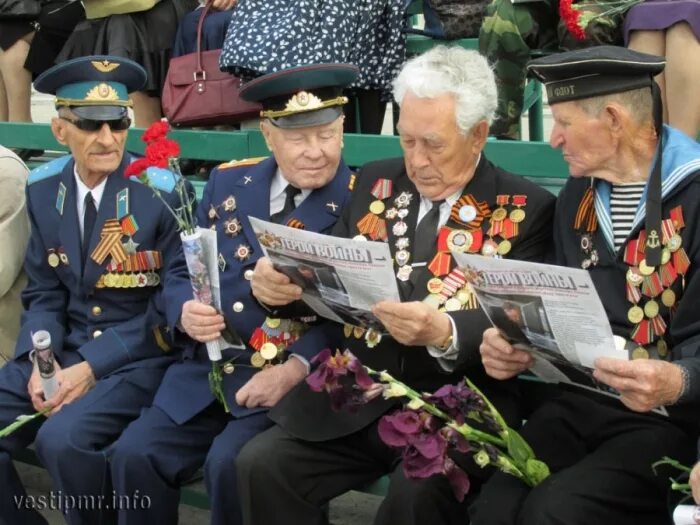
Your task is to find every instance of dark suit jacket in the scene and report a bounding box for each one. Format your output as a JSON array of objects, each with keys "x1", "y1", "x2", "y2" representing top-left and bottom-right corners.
[{"x1": 270, "y1": 155, "x2": 556, "y2": 441}]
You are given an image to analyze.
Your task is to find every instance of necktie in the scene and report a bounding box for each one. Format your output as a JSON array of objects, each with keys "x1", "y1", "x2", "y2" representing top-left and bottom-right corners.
[
  {"x1": 271, "y1": 184, "x2": 301, "y2": 224},
  {"x1": 412, "y1": 199, "x2": 445, "y2": 264},
  {"x1": 82, "y1": 192, "x2": 97, "y2": 267}
]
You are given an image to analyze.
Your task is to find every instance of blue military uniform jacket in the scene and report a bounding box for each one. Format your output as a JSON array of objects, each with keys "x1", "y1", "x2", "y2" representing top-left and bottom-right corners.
[
  {"x1": 19, "y1": 154, "x2": 183, "y2": 377},
  {"x1": 154, "y1": 156, "x2": 353, "y2": 424}
]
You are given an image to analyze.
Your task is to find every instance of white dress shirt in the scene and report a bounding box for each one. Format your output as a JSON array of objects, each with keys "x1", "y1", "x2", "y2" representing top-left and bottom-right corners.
[
  {"x1": 269, "y1": 169, "x2": 311, "y2": 215},
  {"x1": 74, "y1": 168, "x2": 107, "y2": 240}
]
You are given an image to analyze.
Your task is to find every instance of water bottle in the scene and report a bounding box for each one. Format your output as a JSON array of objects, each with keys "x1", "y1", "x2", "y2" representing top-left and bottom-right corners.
[{"x1": 32, "y1": 330, "x2": 59, "y2": 400}]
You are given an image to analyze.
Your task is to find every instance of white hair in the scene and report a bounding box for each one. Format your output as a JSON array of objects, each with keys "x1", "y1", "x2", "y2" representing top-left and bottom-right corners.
[{"x1": 392, "y1": 46, "x2": 498, "y2": 134}]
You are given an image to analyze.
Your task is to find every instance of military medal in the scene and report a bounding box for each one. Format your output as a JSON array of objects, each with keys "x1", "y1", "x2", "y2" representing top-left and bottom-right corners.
[
  {"x1": 393, "y1": 221, "x2": 408, "y2": 237},
  {"x1": 444, "y1": 298, "x2": 461, "y2": 311},
  {"x1": 385, "y1": 208, "x2": 398, "y2": 220},
  {"x1": 234, "y1": 244, "x2": 251, "y2": 261},
  {"x1": 208, "y1": 205, "x2": 219, "y2": 220},
  {"x1": 395, "y1": 249, "x2": 410, "y2": 267},
  {"x1": 492, "y1": 195, "x2": 508, "y2": 222},
  {"x1": 365, "y1": 328, "x2": 382, "y2": 348},
  {"x1": 397, "y1": 209, "x2": 409, "y2": 219},
  {"x1": 395, "y1": 237, "x2": 410, "y2": 250},
  {"x1": 353, "y1": 234, "x2": 367, "y2": 241},
  {"x1": 446, "y1": 230, "x2": 472, "y2": 254},
  {"x1": 497, "y1": 239, "x2": 512, "y2": 256},
  {"x1": 396, "y1": 265, "x2": 412, "y2": 281},
  {"x1": 47, "y1": 250, "x2": 60, "y2": 268},
  {"x1": 224, "y1": 218, "x2": 242, "y2": 237},
  {"x1": 481, "y1": 239, "x2": 498, "y2": 257},
  {"x1": 369, "y1": 200, "x2": 385, "y2": 215},
  {"x1": 353, "y1": 326, "x2": 365, "y2": 338},
  {"x1": 459, "y1": 205, "x2": 477, "y2": 223},
  {"x1": 638, "y1": 260, "x2": 655, "y2": 276},
  {"x1": 343, "y1": 324, "x2": 353, "y2": 337},
  {"x1": 644, "y1": 300, "x2": 659, "y2": 319},
  {"x1": 627, "y1": 306, "x2": 644, "y2": 324},
  {"x1": 250, "y1": 352, "x2": 265, "y2": 368},
  {"x1": 509, "y1": 195, "x2": 527, "y2": 223},
  {"x1": 394, "y1": 191, "x2": 413, "y2": 208},
  {"x1": 632, "y1": 347, "x2": 649, "y2": 360},
  {"x1": 260, "y1": 342, "x2": 279, "y2": 360},
  {"x1": 223, "y1": 363, "x2": 235, "y2": 374},
  {"x1": 222, "y1": 195, "x2": 236, "y2": 212},
  {"x1": 427, "y1": 278, "x2": 443, "y2": 294},
  {"x1": 218, "y1": 253, "x2": 226, "y2": 272},
  {"x1": 661, "y1": 288, "x2": 676, "y2": 307},
  {"x1": 56, "y1": 183, "x2": 67, "y2": 216}
]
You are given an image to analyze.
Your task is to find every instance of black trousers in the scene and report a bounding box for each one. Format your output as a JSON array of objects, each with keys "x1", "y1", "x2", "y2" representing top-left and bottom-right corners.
[
  {"x1": 237, "y1": 421, "x2": 481, "y2": 525},
  {"x1": 470, "y1": 392, "x2": 694, "y2": 525}
]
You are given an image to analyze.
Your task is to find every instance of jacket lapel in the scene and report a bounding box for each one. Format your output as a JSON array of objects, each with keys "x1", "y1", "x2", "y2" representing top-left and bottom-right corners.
[{"x1": 57, "y1": 160, "x2": 82, "y2": 284}]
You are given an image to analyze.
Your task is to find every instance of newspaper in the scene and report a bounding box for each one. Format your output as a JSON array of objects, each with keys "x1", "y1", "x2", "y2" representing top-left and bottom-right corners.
[
  {"x1": 452, "y1": 253, "x2": 638, "y2": 400},
  {"x1": 181, "y1": 227, "x2": 244, "y2": 360},
  {"x1": 249, "y1": 218, "x2": 400, "y2": 330},
  {"x1": 674, "y1": 505, "x2": 700, "y2": 525}
]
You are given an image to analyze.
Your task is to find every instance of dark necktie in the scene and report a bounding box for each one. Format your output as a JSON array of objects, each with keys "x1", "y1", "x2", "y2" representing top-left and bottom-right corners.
[
  {"x1": 271, "y1": 184, "x2": 301, "y2": 224},
  {"x1": 82, "y1": 192, "x2": 97, "y2": 267},
  {"x1": 412, "y1": 199, "x2": 445, "y2": 264}
]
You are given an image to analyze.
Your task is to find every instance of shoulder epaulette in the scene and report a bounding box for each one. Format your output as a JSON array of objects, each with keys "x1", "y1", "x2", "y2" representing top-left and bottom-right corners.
[
  {"x1": 348, "y1": 173, "x2": 357, "y2": 191},
  {"x1": 28, "y1": 155, "x2": 71, "y2": 185},
  {"x1": 217, "y1": 156, "x2": 267, "y2": 170}
]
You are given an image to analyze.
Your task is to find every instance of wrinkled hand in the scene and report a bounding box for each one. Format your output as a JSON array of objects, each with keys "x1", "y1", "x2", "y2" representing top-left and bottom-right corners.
[
  {"x1": 372, "y1": 300, "x2": 451, "y2": 348},
  {"x1": 479, "y1": 327, "x2": 533, "y2": 380},
  {"x1": 235, "y1": 357, "x2": 307, "y2": 408},
  {"x1": 593, "y1": 357, "x2": 683, "y2": 412},
  {"x1": 46, "y1": 362, "x2": 97, "y2": 415},
  {"x1": 210, "y1": 0, "x2": 236, "y2": 10},
  {"x1": 181, "y1": 300, "x2": 226, "y2": 343},
  {"x1": 250, "y1": 257, "x2": 302, "y2": 307},
  {"x1": 690, "y1": 461, "x2": 700, "y2": 504},
  {"x1": 28, "y1": 359, "x2": 62, "y2": 412}
]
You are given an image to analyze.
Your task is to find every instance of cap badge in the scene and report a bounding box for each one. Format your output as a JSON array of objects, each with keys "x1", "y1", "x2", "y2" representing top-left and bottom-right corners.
[
  {"x1": 286, "y1": 91, "x2": 323, "y2": 112},
  {"x1": 91, "y1": 61, "x2": 120, "y2": 73},
  {"x1": 86, "y1": 83, "x2": 119, "y2": 101}
]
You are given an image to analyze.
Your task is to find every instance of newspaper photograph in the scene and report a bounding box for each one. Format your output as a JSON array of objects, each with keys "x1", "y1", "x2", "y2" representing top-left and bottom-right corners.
[
  {"x1": 249, "y1": 217, "x2": 400, "y2": 330},
  {"x1": 452, "y1": 253, "x2": 634, "y2": 398}
]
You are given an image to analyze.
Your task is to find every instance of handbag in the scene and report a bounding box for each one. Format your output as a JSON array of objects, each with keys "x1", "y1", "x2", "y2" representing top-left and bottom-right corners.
[
  {"x1": 161, "y1": 4, "x2": 261, "y2": 127},
  {"x1": 425, "y1": 0, "x2": 489, "y2": 39},
  {"x1": 0, "y1": 0, "x2": 41, "y2": 19}
]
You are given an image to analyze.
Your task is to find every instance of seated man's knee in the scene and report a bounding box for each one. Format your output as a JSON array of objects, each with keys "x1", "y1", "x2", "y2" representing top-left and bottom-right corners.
[
  {"x1": 237, "y1": 429, "x2": 288, "y2": 484},
  {"x1": 34, "y1": 412, "x2": 75, "y2": 460},
  {"x1": 518, "y1": 481, "x2": 578, "y2": 525}
]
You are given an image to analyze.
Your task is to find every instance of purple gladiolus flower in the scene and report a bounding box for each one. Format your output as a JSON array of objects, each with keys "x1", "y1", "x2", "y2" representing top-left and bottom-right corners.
[{"x1": 305, "y1": 349, "x2": 374, "y2": 411}]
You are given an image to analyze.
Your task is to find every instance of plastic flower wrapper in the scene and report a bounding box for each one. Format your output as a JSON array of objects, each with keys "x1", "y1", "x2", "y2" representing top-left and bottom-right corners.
[
  {"x1": 125, "y1": 120, "x2": 231, "y2": 408},
  {"x1": 559, "y1": 0, "x2": 641, "y2": 41},
  {"x1": 307, "y1": 349, "x2": 550, "y2": 501}
]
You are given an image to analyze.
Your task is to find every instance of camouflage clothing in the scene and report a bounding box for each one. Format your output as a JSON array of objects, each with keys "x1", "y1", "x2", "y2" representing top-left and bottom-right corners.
[{"x1": 480, "y1": 0, "x2": 623, "y2": 139}]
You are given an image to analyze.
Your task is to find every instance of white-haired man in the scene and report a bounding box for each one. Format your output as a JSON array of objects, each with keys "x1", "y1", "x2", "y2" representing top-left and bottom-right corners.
[{"x1": 237, "y1": 46, "x2": 556, "y2": 525}]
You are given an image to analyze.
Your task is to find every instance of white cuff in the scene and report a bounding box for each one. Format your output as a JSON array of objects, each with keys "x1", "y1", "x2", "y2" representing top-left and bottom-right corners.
[{"x1": 427, "y1": 315, "x2": 460, "y2": 372}]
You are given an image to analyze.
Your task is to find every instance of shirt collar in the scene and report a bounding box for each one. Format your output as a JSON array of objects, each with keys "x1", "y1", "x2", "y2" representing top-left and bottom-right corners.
[
  {"x1": 73, "y1": 166, "x2": 107, "y2": 210},
  {"x1": 271, "y1": 168, "x2": 312, "y2": 203}
]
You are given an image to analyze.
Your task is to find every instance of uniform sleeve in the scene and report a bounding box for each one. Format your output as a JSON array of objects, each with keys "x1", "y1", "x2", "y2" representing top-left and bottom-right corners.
[
  {"x1": 77, "y1": 179, "x2": 196, "y2": 378},
  {"x1": 16, "y1": 187, "x2": 69, "y2": 360}
]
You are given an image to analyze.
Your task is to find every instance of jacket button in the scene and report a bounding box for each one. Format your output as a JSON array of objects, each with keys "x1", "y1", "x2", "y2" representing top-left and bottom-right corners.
[
  {"x1": 93, "y1": 330, "x2": 103, "y2": 338},
  {"x1": 92, "y1": 306, "x2": 102, "y2": 316},
  {"x1": 244, "y1": 269, "x2": 254, "y2": 281},
  {"x1": 232, "y1": 301, "x2": 244, "y2": 313}
]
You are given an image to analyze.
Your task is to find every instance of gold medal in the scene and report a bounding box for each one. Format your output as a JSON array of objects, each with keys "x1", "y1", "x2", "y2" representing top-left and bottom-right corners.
[
  {"x1": 250, "y1": 352, "x2": 266, "y2": 368},
  {"x1": 260, "y1": 342, "x2": 278, "y2": 360},
  {"x1": 365, "y1": 329, "x2": 382, "y2": 348},
  {"x1": 626, "y1": 268, "x2": 643, "y2": 286},
  {"x1": 343, "y1": 324, "x2": 353, "y2": 337},
  {"x1": 657, "y1": 339, "x2": 668, "y2": 357},
  {"x1": 667, "y1": 233, "x2": 682, "y2": 252},
  {"x1": 631, "y1": 347, "x2": 649, "y2": 360},
  {"x1": 444, "y1": 298, "x2": 461, "y2": 311},
  {"x1": 455, "y1": 288, "x2": 472, "y2": 304},
  {"x1": 446, "y1": 230, "x2": 473, "y2": 254},
  {"x1": 497, "y1": 239, "x2": 512, "y2": 256},
  {"x1": 644, "y1": 300, "x2": 659, "y2": 318},
  {"x1": 265, "y1": 318, "x2": 281, "y2": 329},
  {"x1": 423, "y1": 294, "x2": 442, "y2": 309},
  {"x1": 660, "y1": 248, "x2": 671, "y2": 265},
  {"x1": 223, "y1": 363, "x2": 235, "y2": 374},
  {"x1": 627, "y1": 305, "x2": 644, "y2": 324},
  {"x1": 48, "y1": 253, "x2": 60, "y2": 268},
  {"x1": 426, "y1": 278, "x2": 444, "y2": 294},
  {"x1": 638, "y1": 260, "x2": 655, "y2": 276},
  {"x1": 661, "y1": 288, "x2": 676, "y2": 308},
  {"x1": 481, "y1": 239, "x2": 498, "y2": 257},
  {"x1": 353, "y1": 326, "x2": 365, "y2": 339},
  {"x1": 369, "y1": 200, "x2": 385, "y2": 215},
  {"x1": 491, "y1": 208, "x2": 507, "y2": 222},
  {"x1": 509, "y1": 208, "x2": 526, "y2": 223}
]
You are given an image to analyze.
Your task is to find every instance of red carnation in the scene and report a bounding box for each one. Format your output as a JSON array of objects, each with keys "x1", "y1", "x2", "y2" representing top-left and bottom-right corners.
[
  {"x1": 141, "y1": 120, "x2": 170, "y2": 143},
  {"x1": 559, "y1": 0, "x2": 587, "y2": 41},
  {"x1": 145, "y1": 139, "x2": 181, "y2": 168},
  {"x1": 124, "y1": 157, "x2": 151, "y2": 178}
]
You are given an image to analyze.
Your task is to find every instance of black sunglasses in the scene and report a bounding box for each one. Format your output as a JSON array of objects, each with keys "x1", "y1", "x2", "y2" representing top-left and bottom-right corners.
[{"x1": 59, "y1": 116, "x2": 132, "y2": 132}]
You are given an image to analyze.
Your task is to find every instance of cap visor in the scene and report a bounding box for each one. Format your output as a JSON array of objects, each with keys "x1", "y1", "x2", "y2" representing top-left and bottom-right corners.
[
  {"x1": 270, "y1": 107, "x2": 342, "y2": 129},
  {"x1": 71, "y1": 105, "x2": 128, "y2": 120}
]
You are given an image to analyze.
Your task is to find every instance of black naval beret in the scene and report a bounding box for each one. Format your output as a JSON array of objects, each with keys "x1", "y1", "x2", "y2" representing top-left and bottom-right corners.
[
  {"x1": 34, "y1": 55, "x2": 147, "y2": 121},
  {"x1": 527, "y1": 46, "x2": 665, "y2": 105},
  {"x1": 240, "y1": 63, "x2": 360, "y2": 129}
]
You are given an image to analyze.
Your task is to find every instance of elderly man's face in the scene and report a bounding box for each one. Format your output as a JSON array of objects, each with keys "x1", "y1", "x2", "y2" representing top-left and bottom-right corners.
[
  {"x1": 51, "y1": 109, "x2": 127, "y2": 182},
  {"x1": 261, "y1": 117, "x2": 344, "y2": 190},
  {"x1": 549, "y1": 101, "x2": 616, "y2": 178},
  {"x1": 397, "y1": 92, "x2": 486, "y2": 201}
]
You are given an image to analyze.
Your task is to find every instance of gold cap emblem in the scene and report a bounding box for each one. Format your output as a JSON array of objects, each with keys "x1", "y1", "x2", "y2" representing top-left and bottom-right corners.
[
  {"x1": 86, "y1": 83, "x2": 119, "y2": 101},
  {"x1": 91, "y1": 61, "x2": 120, "y2": 73}
]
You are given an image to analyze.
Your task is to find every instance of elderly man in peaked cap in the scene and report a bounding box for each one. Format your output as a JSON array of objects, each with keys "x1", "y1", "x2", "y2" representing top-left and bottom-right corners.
[
  {"x1": 0, "y1": 56, "x2": 187, "y2": 525},
  {"x1": 109, "y1": 63, "x2": 357, "y2": 525},
  {"x1": 473, "y1": 46, "x2": 700, "y2": 525}
]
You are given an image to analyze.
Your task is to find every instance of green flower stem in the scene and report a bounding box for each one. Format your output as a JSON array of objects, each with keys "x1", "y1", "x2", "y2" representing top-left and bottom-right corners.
[
  {"x1": 0, "y1": 408, "x2": 50, "y2": 438},
  {"x1": 672, "y1": 482, "x2": 691, "y2": 493}
]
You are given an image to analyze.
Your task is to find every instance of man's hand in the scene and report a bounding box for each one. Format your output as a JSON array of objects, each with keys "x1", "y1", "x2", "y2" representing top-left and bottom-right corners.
[
  {"x1": 47, "y1": 362, "x2": 97, "y2": 415},
  {"x1": 28, "y1": 360, "x2": 62, "y2": 412},
  {"x1": 235, "y1": 357, "x2": 307, "y2": 408},
  {"x1": 181, "y1": 300, "x2": 226, "y2": 343},
  {"x1": 479, "y1": 327, "x2": 533, "y2": 380},
  {"x1": 690, "y1": 461, "x2": 700, "y2": 504},
  {"x1": 593, "y1": 357, "x2": 684, "y2": 412},
  {"x1": 250, "y1": 257, "x2": 302, "y2": 307},
  {"x1": 210, "y1": 0, "x2": 236, "y2": 10},
  {"x1": 372, "y1": 300, "x2": 451, "y2": 347}
]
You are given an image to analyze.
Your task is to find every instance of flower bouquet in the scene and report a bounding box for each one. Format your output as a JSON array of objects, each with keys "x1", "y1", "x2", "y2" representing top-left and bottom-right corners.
[
  {"x1": 559, "y1": 0, "x2": 642, "y2": 41},
  {"x1": 125, "y1": 120, "x2": 243, "y2": 411},
  {"x1": 306, "y1": 349, "x2": 549, "y2": 500}
]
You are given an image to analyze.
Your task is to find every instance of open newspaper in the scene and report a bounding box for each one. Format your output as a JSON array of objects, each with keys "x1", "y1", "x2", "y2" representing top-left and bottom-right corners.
[
  {"x1": 451, "y1": 253, "x2": 656, "y2": 405},
  {"x1": 249, "y1": 218, "x2": 400, "y2": 330}
]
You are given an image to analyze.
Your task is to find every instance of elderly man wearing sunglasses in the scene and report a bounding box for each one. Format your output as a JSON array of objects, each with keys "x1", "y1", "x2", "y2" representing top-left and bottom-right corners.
[{"x1": 0, "y1": 55, "x2": 188, "y2": 525}]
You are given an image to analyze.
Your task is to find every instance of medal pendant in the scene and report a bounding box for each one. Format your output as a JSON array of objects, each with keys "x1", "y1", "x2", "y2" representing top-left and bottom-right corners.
[
  {"x1": 631, "y1": 347, "x2": 649, "y2": 360},
  {"x1": 627, "y1": 305, "x2": 644, "y2": 324}
]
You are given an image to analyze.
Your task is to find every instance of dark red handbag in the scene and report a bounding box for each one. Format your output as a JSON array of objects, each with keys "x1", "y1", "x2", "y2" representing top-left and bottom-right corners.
[{"x1": 161, "y1": 4, "x2": 261, "y2": 127}]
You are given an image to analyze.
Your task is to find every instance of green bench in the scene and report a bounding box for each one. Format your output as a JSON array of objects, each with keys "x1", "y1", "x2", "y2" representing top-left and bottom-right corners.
[{"x1": 1, "y1": 122, "x2": 569, "y2": 510}]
